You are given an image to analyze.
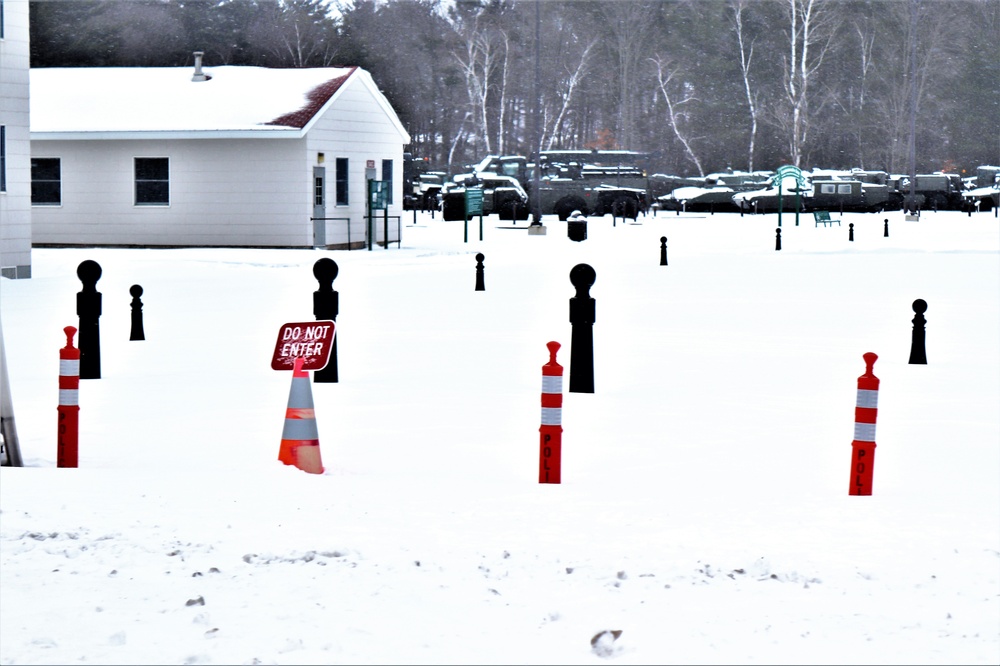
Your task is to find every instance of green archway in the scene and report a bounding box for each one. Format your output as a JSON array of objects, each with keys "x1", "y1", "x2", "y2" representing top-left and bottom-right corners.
[{"x1": 774, "y1": 165, "x2": 807, "y2": 227}]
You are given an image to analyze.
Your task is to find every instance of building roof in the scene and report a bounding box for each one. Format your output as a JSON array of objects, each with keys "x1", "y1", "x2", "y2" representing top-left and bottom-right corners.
[{"x1": 29, "y1": 64, "x2": 407, "y2": 141}]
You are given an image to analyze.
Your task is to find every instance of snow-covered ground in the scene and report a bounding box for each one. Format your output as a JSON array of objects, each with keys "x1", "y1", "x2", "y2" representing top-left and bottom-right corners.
[{"x1": 2, "y1": 209, "x2": 998, "y2": 665}]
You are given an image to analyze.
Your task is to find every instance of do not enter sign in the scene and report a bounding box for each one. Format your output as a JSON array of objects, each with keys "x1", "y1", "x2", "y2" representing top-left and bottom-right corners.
[{"x1": 271, "y1": 321, "x2": 336, "y2": 371}]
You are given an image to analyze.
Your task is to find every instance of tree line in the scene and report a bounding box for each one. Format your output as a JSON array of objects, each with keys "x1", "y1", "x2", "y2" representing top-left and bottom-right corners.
[{"x1": 29, "y1": 0, "x2": 1000, "y2": 178}]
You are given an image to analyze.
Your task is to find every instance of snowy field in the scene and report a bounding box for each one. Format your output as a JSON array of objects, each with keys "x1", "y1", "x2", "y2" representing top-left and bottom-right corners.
[{"x1": 1, "y1": 208, "x2": 998, "y2": 665}]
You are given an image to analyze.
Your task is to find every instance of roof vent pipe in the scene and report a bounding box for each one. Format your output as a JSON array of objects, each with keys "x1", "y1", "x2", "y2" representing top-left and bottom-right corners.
[{"x1": 192, "y1": 51, "x2": 208, "y2": 82}]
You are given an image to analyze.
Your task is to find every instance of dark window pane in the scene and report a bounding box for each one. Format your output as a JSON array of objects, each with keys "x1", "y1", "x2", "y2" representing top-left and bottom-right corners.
[
  {"x1": 135, "y1": 158, "x2": 169, "y2": 204},
  {"x1": 382, "y1": 159, "x2": 393, "y2": 204},
  {"x1": 137, "y1": 181, "x2": 169, "y2": 204},
  {"x1": 31, "y1": 158, "x2": 61, "y2": 204},
  {"x1": 336, "y1": 158, "x2": 349, "y2": 205},
  {"x1": 1, "y1": 126, "x2": 6, "y2": 192},
  {"x1": 32, "y1": 182, "x2": 61, "y2": 205},
  {"x1": 135, "y1": 158, "x2": 168, "y2": 180},
  {"x1": 32, "y1": 158, "x2": 60, "y2": 180}
]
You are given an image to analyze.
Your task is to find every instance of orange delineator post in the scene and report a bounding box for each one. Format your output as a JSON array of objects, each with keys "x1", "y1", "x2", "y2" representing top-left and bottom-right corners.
[
  {"x1": 539, "y1": 341, "x2": 563, "y2": 484},
  {"x1": 278, "y1": 357, "x2": 324, "y2": 474},
  {"x1": 57, "y1": 326, "x2": 80, "y2": 468},
  {"x1": 848, "y1": 352, "x2": 879, "y2": 496}
]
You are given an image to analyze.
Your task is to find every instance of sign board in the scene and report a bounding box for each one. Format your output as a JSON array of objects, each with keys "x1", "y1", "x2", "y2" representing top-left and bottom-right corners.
[
  {"x1": 366, "y1": 160, "x2": 375, "y2": 169},
  {"x1": 271, "y1": 321, "x2": 336, "y2": 371},
  {"x1": 368, "y1": 180, "x2": 388, "y2": 210},
  {"x1": 465, "y1": 187, "x2": 484, "y2": 216}
]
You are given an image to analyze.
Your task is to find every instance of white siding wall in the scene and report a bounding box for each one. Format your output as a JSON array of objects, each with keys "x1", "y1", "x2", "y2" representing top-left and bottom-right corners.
[
  {"x1": 0, "y1": 0, "x2": 32, "y2": 277},
  {"x1": 306, "y1": 73, "x2": 408, "y2": 249},
  {"x1": 31, "y1": 138, "x2": 312, "y2": 247}
]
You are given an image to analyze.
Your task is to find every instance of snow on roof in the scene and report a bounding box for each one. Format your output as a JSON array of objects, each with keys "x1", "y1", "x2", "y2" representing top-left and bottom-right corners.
[{"x1": 30, "y1": 65, "x2": 357, "y2": 135}]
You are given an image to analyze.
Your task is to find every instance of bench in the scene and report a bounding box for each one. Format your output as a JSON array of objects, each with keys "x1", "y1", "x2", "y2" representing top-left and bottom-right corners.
[{"x1": 813, "y1": 210, "x2": 841, "y2": 227}]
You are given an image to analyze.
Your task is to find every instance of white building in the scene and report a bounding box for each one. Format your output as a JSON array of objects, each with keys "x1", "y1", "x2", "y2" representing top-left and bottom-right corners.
[
  {"x1": 29, "y1": 57, "x2": 410, "y2": 250},
  {"x1": 0, "y1": 0, "x2": 33, "y2": 278}
]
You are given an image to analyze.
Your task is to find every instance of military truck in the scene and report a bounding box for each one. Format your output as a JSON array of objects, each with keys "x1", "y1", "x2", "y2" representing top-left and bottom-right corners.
[
  {"x1": 458, "y1": 154, "x2": 650, "y2": 220},
  {"x1": 893, "y1": 173, "x2": 966, "y2": 211}
]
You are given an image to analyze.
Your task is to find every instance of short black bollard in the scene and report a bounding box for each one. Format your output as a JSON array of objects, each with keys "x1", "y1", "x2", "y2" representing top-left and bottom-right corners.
[
  {"x1": 568, "y1": 264, "x2": 596, "y2": 394},
  {"x1": 475, "y1": 253, "x2": 485, "y2": 291},
  {"x1": 129, "y1": 284, "x2": 145, "y2": 341},
  {"x1": 849, "y1": 223, "x2": 855, "y2": 242},
  {"x1": 884, "y1": 218, "x2": 889, "y2": 238},
  {"x1": 908, "y1": 299, "x2": 928, "y2": 365},
  {"x1": 775, "y1": 228, "x2": 782, "y2": 251},
  {"x1": 312, "y1": 258, "x2": 340, "y2": 383},
  {"x1": 76, "y1": 260, "x2": 103, "y2": 379},
  {"x1": 659, "y1": 236, "x2": 668, "y2": 266}
]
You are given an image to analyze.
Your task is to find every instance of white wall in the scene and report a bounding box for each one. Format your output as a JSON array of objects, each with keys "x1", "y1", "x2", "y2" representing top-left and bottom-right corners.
[
  {"x1": 31, "y1": 138, "x2": 312, "y2": 247},
  {"x1": 0, "y1": 0, "x2": 32, "y2": 278},
  {"x1": 306, "y1": 71, "x2": 408, "y2": 249}
]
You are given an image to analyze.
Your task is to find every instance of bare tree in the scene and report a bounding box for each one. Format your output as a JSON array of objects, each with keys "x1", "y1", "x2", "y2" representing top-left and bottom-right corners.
[
  {"x1": 731, "y1": 0, "x2": 759, "y2": 172},
  {"x1": 248, "y1": 0, "x2": 339, "y2": 67},
  {"x1": 768, "y1": 0, "x2": 838, "y2": 166},
  {"x1": 598, "y1": 0, "x2": 656, "y2": 149},
  {"x1": 544, "y1": 38, "x2": 596, "y2": 149},
  {"x1": 452, "y1": 12, "x2": 512, "y2": 156},
  {"x1": 651, "y1": 56, "x2": 705, "y2": 177},
  {"x1": 866, "y1": 0, "x2": 971, "y2": 173}
]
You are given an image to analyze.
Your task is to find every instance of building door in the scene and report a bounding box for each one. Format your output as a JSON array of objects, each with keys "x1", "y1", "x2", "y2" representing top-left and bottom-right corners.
[{"x1": 313, "y1": 166, "x2": 326, "y2": 247}]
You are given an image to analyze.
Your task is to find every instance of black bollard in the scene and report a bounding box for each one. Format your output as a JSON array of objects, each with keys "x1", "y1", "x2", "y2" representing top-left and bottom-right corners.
[
  {"x1": 312, "y1": 258, "x2": 340, "y2": 383},
  {"x1": 129, "y1": 284, "x2": 145, "y2": 341},
  {"x1": 76, "y1": 260, "x2": 103, "y2": 379},
  {"x1": 849, "y1": 222, "x2": 855, "y2": 242},
  {"x1": 659, "y1": 236, "x2": 668, "y2": 266},
  {"x1": 775, "y1": 227, "x2": 782, "y2": 251},
  {"x1": 908, "y1": 299, "x2": 928, "y2": 365},
  {"x1": 475, "y1": 253, "x2": 485, "y2": 291},
  {"x1": 568, "y1": 264, "x2": 596, "y2": 394},
  {"x1": 884, "y1": 218, "x2": 889, "y2": 238}
]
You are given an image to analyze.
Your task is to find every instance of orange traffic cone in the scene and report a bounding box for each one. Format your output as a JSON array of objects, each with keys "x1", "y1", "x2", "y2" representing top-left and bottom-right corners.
[{"x1": 278, "y1": 357, "x2": 324, "y2": 474}]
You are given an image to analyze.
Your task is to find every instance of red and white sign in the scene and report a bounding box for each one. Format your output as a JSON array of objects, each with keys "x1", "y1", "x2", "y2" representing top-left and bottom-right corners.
[
  {"x1": 271, "y1": 321, "x2": 336, "y2": 371},
  {"x1": 366, "y1": 159, "x2": 375, "y2": 169}
]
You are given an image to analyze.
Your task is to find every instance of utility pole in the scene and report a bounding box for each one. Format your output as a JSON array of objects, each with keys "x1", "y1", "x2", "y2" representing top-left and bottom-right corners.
[
  {"x1": 531, "y1": 0, "x2": 542, "y2": 226},
  {"x1": 907, "y1": 0, "x2": 919, "y2": 214}
]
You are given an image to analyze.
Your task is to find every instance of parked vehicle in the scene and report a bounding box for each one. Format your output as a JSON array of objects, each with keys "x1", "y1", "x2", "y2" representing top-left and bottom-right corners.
[
  {"x1": 893, "y1": 173, "x2": 966, "y2": 211},
  {"x1": 962, "y1": 165, "x2": 1000, "y2": 211},
  {"x1": 454, "y1": 153, "x2": 650, "y2": 220},
  {"x1": 439, "y1": 174, "x2": 530, "y2": 221},
  {"x1": 657, "y1": 185, "x2": 738, "y2": 212},
  {"x1": 413, "y1": 172, "x2": 447, "y2": 211},
  {"x1": 403, "y1": 153, "x2": 435, "y2": 210}
]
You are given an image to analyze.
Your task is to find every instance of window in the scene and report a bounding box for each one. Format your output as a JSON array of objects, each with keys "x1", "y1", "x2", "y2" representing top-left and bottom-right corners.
[
  {"x1": 1, "y1": 0, "x2": 5, "y2": 40},
  {"x1": 335, "y1": 158, "x2": 349, "y2": 205},
  {"x1": 821, "y1": 184, "x2": 835, "y2": 194},
  {"x1": 0, "y1": 126, "x2": 5, "y2": 192},
  {"x1": 314, "y1": 175, "x2": 323, "y2": 207},
  {"x1": 135, "y1": 157, "x2": 169, "y2": 205},
  {"x1": 31, "y1": 158, "x2": 61, "y2": 205},
  {"x1": 381, "y1": 158, "x2": 393, "y2": 204},
  {"x1": 838, "y1": 184, "x2": 852, "y2": 194}
]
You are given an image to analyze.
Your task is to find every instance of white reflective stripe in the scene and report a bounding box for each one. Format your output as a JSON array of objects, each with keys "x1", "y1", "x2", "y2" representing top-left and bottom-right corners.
[
  {"x1": 541, "y1": 375, "x2": 563, "y2": 394},
  {"x1": 854, "y1": 422, "x2": 876, "y2": 442},
  {"x1": 856, "y1": 389, "x2": 879, "y2": 409},
  {"x1": 59, "y1": 389, "x2": 79, "y2": 406},
  {"x1": 59, "y1": 359, "x2": 80, "y2": 376},
  {"x1": 540, "y1": 407, "x2": 562, "y2": 426}
]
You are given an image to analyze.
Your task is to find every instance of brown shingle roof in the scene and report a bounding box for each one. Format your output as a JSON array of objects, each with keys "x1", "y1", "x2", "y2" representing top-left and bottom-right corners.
[{"x1": 266, "y1": 67, "x2": 357, "y2": 128}]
